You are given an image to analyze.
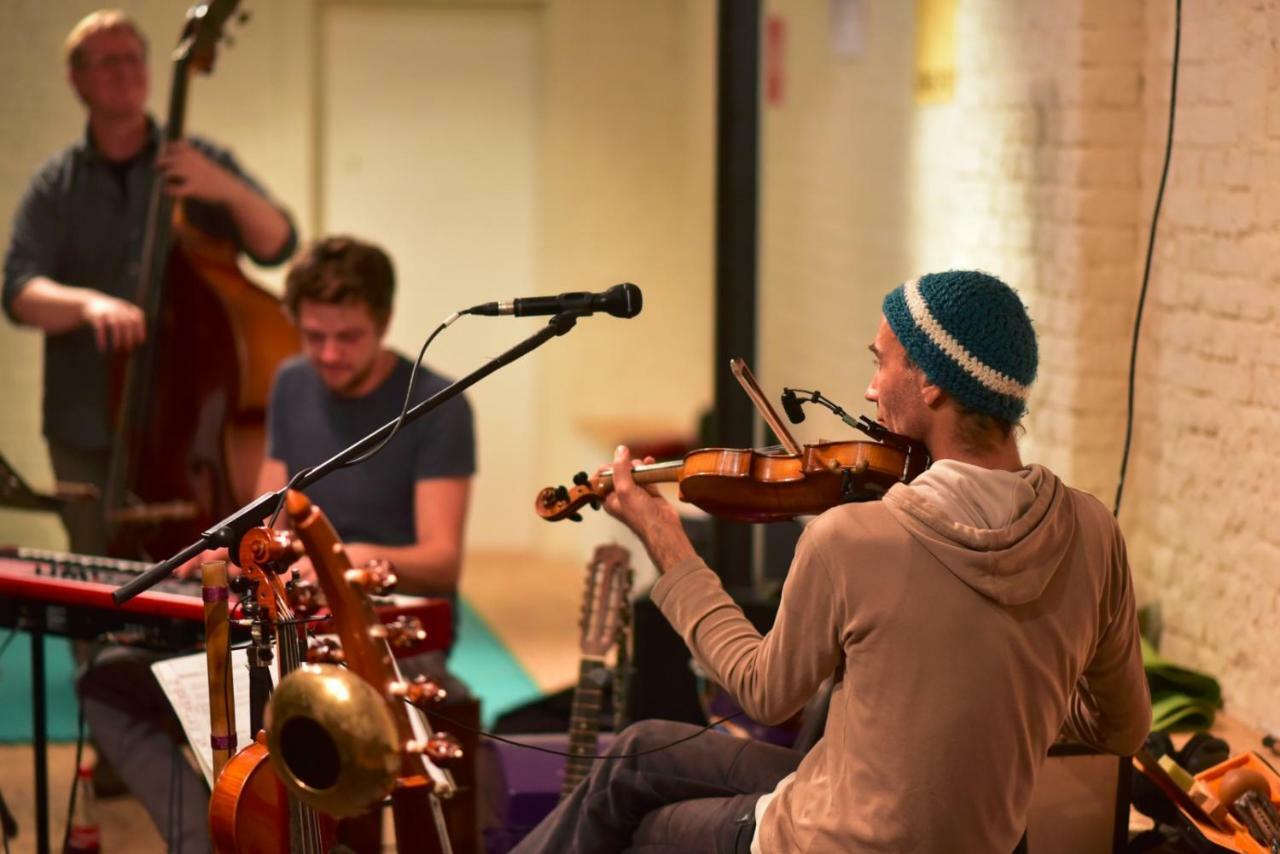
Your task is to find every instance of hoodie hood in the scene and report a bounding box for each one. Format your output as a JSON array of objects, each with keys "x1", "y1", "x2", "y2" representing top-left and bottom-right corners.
[{"x1": 881, "y1": 460, "x2": 1076, "y2": 605}]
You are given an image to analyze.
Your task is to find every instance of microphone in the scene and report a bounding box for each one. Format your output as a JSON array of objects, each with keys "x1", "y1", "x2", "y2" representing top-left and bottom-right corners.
[
  {"x1": 780, "y1": 388, "x2": 807, "y2": 424},
  {"x1": 468, "y1": 283, "x2": 643, "y2": 319}
]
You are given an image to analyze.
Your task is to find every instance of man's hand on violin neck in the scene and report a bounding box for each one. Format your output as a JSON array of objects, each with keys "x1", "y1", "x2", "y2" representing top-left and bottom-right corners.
[{"x1": 604, "y1": 445, "x2": 697, "y2": 573}]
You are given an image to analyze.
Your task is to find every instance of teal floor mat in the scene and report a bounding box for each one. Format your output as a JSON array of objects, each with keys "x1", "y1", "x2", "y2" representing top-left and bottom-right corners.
[
  {"x1": 0, "y1": 596, "x2": 539, "y2": 742},
  {"x1": 0, "y1": 631, "x2": 81, "y2": 742}
]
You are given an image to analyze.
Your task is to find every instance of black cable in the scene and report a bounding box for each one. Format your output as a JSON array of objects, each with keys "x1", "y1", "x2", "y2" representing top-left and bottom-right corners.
[
  {"x1": 414, "y1": 701, "x2": 746, "y2": 761},
  {"x1": 1114, "y1": 0, "x2": 1181, "y2": 517},
  {"x1": 268, "y1": 315, "x2": 457, "y2": 529}
]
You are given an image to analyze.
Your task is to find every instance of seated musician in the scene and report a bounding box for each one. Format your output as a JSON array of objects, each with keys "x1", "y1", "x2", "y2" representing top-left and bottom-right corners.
[
  {"x1": 514, "y1": 271, "x2": 1153, "y2": 853},
  {"x1": 255, "y1": 234, "x2": 476, "y2": 697},
  {"x1": 1, "y1": 8, "x2": 297, "y2": 556}
]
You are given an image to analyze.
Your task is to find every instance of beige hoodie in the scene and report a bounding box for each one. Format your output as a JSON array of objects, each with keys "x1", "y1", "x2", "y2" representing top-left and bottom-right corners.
[{"x1": 652, "y1": 462, "x2": 1150, "y2": 853}]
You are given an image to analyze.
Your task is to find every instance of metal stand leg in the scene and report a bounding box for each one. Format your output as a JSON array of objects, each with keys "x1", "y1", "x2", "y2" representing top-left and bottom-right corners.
[{"x1": 31, "y1": 629, "x2": 50, "y2": 854}]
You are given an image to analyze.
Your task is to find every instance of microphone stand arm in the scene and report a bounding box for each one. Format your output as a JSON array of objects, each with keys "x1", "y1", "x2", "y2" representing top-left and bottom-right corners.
[{"x1": 114, "y1": 310, "x2": 588, "y2": 606}]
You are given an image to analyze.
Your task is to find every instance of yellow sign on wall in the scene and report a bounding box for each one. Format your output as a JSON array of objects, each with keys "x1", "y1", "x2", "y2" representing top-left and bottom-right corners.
[{"x1": 915, "y1": 0, "x2": 957, "y2": 104}]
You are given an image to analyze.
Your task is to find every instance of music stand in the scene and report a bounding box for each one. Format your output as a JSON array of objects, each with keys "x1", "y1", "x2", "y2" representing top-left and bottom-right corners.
[{"x1": 0, "y1": 453, "x2": 62, "y2": 513}]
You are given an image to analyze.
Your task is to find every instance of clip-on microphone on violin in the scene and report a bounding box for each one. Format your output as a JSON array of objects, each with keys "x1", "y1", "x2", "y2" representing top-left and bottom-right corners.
[{"x1": 781, "y1": 388, "x2": 932, "y2": 467}]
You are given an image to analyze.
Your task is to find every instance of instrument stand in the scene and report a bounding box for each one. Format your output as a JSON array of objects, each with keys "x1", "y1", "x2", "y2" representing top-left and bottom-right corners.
[
  {"x1": 0, "y1": 451, "x2": 71, "y2": 513},
  {"x1": 113, "y1": 309, "x2": 589, "y2": 605},
  {"x1": 247, "y1": 619, "x2": 274, "y2": 735}
]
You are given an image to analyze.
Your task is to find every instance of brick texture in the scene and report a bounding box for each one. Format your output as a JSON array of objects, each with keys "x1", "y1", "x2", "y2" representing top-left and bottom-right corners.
[{"x1": 761, "y1": 0, "x2": 1278, "y2": 731}]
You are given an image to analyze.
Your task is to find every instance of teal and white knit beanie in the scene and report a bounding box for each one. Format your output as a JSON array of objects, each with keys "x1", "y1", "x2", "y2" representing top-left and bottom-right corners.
[{"x1": 881, "y1": 270, "x2": 1037, "y2": 422}]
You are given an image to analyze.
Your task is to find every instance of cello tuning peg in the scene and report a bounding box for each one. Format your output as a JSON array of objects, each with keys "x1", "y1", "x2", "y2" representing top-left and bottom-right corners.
[{"x1": 572, "y1": 471, "x2": 591, "y2": 487}]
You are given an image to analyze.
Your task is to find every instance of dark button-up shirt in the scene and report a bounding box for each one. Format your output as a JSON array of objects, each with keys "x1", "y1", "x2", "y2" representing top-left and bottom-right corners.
[{"x1": 2, "y1": 120, "x2": 297, "y2": 450}]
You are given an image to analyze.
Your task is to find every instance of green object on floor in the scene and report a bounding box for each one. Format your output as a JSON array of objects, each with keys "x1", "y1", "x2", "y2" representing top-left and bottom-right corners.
[
  {"x1": 1143, "y1": 635, "x2": 1222, "y2": 732},
  {"x1": 0, "y1": 596, "x2": 541, "y2": 741}
]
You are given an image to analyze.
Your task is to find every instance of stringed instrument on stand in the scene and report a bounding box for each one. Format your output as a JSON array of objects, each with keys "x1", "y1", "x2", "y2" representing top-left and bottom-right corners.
[
  {"x1": 208, "y1": 526, "x2": 337, "y2": 854},
  {"x1": 263, "y1": 491, "x2": 463, "y2": 854},
  {"x1": 104, "y1": 0, "x2": 300, "y2": 558}
]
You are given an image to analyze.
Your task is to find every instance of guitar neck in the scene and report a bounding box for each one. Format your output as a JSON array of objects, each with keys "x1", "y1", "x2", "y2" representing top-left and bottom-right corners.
[{"x1": 560, "y1": 656, "x2": 610, "y2": 798}]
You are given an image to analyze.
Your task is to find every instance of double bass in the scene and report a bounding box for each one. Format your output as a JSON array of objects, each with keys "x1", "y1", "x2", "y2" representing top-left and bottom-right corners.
[{"x1": 104, "y1": 0, "x2": 299, "y2": 558}]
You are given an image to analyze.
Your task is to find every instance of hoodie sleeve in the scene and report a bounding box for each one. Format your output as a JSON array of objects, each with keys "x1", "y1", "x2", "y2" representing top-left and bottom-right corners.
[
  {"x1": 1059, "y1": 525, "x2": 1152, "y2": 754},
  {"x1": 651, "y1": 521, "x2": 843, "y2": 725}
]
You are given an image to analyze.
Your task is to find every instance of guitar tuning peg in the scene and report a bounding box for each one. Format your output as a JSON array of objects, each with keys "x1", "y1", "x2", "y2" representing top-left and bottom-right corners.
[
  {"x1": 408, "y1": 733, "x2": 464, "y2": 765},
  {"x1": 390, "y1": 675, "x2": 448, "y2": 706},
  {"x1": 307, "y1": 637, "x2": 345, "y2": 664},
  {"x1": 572, "y1": 471, "x2": 591, "y2": 487}
]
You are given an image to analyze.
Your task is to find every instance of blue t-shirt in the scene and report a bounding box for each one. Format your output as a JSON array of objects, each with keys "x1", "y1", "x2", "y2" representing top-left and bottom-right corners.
[{"x1": 266, "y1": 353, "x2": 476, "y2": 550}]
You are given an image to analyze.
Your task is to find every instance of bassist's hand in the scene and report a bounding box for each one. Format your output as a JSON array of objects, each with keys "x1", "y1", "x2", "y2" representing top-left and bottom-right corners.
[
  {"x1": 81, "y1": 292, "x2": 144, "y2": 351},
  {"x1": 157, "y1": 140, "x2": 238, "y2": 203}
]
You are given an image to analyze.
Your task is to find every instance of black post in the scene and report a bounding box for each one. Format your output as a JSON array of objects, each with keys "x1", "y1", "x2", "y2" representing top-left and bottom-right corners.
[{"x1": 712, "y1": 0, "x2": 761, "y2": 589}]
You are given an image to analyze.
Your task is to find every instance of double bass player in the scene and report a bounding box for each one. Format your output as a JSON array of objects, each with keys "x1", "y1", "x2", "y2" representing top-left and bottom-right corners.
[{"x1": 2, "y1": 10, "x2": 296, "y2": 850}]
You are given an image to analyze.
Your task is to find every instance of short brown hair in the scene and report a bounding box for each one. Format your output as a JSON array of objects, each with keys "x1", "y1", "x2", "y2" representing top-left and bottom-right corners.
[
  {"x1": 65, "y1": 10, "x2": 148, "y2": 69},
  {"x1": 284, "y1": 236, "x2": 395, "y2": 326}
]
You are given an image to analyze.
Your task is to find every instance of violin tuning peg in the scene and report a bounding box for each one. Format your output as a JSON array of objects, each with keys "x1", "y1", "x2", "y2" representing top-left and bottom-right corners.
[
  {"x1": 238, "y1": 10, "x2": 252, "y2": 24},
  {"x1": 568, "y1": 512, "x2": 583, "y2": 523},
  {"x1": 554, "y1": 485, "x2": 570, "y2": 503},
  {"x1": 572, "y1": 471, "x2": 591, "y2": 487},
  {"x1": 588, "y1": 498, "x2": 601, "y2": 511}
]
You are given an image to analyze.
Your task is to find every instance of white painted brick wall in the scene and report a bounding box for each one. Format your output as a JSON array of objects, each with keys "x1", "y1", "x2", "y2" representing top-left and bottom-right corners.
[{"x1": 761, "y1": 0, "x2": 1277, "y2": 730}]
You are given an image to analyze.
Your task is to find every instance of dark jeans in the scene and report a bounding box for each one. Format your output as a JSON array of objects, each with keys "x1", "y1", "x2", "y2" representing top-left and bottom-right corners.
[
  {"x1": 512, "y1": 720, "x2": 803, "y2": 854},
  {"x1": 77, "y1": 646, "x2": 212, "y2": 853}
]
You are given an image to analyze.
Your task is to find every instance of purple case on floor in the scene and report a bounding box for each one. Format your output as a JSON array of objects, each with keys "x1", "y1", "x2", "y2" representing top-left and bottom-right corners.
[{"x1": 478, "y1": 732, "x2": 616, "y2": 854}]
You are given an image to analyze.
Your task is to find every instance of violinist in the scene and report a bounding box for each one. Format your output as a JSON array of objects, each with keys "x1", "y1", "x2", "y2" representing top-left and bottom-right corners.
[
  {"x1": 515, "y1": 270, "x2": 1152, "y2": 853},
  {"x1": 1, "y1": 9, "x2": 297, "y2": 557}
]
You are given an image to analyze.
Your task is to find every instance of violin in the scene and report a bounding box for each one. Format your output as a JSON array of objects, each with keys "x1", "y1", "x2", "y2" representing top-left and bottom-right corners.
[{"x1": 536, "y1": 422, "x2": 930, "y2": 524}]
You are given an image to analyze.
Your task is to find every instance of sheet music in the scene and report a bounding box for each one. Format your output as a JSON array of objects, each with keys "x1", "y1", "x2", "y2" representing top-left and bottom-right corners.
[{"x1": 151, "y1": 647, "x2": 253, "y2": 788}]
